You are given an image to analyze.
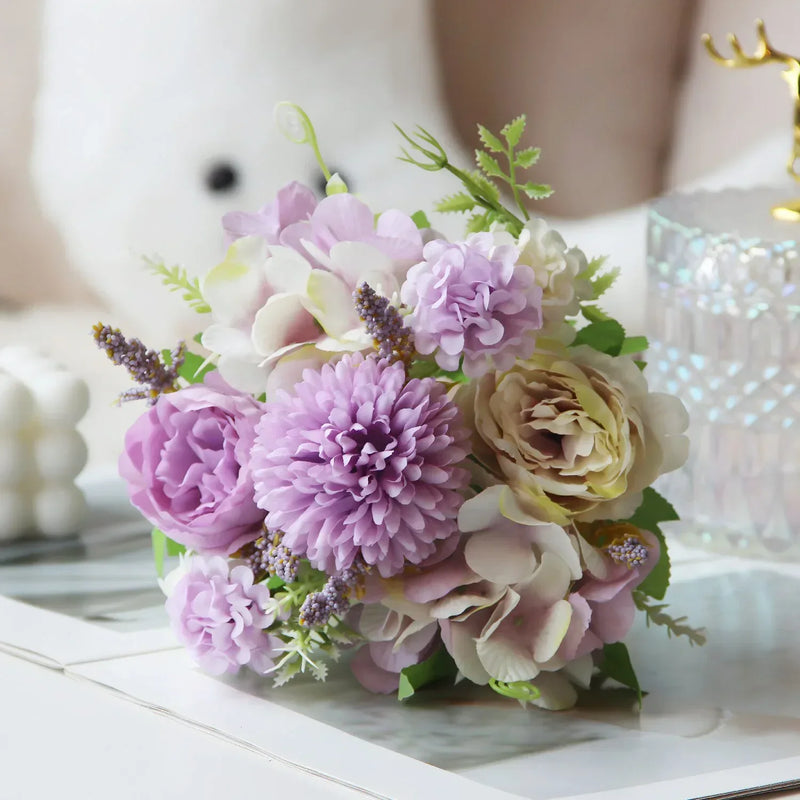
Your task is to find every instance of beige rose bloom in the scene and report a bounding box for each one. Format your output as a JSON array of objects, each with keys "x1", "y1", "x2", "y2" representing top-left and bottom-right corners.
[{"x1": 464, "y1": 345, "x2": 688, "y2": 524}]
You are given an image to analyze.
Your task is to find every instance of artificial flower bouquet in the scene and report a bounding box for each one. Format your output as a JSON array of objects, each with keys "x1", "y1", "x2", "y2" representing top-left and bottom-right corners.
[{"x1": 96, "y1": 105, "x2": 703, "y2": 710}]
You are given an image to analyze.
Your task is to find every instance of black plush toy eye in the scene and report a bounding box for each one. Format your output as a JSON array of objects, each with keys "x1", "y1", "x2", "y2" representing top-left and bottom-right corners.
[
  {"x1": 315, "y1": 168, "x2": 351, "y2": 196},
  {"x1": 205, "y1": 161, "x2": 239, "y2": 193}
]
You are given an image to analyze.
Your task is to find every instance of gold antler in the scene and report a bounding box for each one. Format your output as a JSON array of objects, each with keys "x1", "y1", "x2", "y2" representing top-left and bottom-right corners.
[
  {"x1": 702, "y1": 19, "x2": 800, "y2": 212},
  {"x1": 702, "y1": 19, "x2": 796, "y2": 69}
]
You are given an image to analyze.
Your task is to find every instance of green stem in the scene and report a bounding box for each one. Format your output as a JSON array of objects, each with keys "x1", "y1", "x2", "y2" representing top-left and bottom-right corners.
[{"x1": 506, "y1": 146, "x2": 530, "y2": 222}]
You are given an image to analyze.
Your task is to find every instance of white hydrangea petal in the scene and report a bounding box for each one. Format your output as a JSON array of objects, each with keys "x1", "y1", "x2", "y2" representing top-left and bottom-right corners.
[
  {"x1": 527, "y1": 552, "x2": 572, "y2": 606},
  {"x1": 202, "y1": 237, "x2": 268, "y2": 325},
  {"x1": 475, "y1": 634, "x2": 539, "y2": 683},
  {"x1": 458, "y1": 486, "x2": 505, "y2": 533},
  {"x1": 532, "y1": 599, "x2": 573, "y2": 663},
  {"x1": 328, "y1": 241, "x2": 396, "y2": 290},
  {"x1": 530, "y1": 671, "x2": 578, "y2": 710},
  {"x1": 444, "y1": 622, "x2": 491, "y2": 685},
  {"x1": 464, "y1": 530, "x2": 536, "y2": 584},
  {"x1": 261, "y1": 246, "x2": 313, "y2": 295},
  {"x1": 305, "y1": 269, "x2": 358, "y2": 337},
  {"x1": 529, "y1": 524, "x2": 583, "y2": 580},
  {"x1": 251, "y1": 293, "x2": 312, "y2": 356}
]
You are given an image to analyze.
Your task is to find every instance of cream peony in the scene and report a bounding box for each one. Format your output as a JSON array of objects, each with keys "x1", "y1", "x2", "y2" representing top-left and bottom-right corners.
[{"x1": 465, "y1": 345, "x2": 689, "y2": 524}]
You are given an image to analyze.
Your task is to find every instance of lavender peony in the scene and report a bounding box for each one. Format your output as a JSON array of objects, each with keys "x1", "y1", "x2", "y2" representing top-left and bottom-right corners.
[
  {"x1": 222, "y1": 181, "x2": 317, "y2": 245},
  {"x1": 400, "y1": 233, "x2": 543, "y2": 377},
  {"x1": 164, "y1": 555, "x2": 279, "y2": 675},
  {"x1": 250, "y1": 353, "x2": 469, "y2": 578},
  {"x1": 119, "y1": 375, "x2": 265, "y2": 554}
]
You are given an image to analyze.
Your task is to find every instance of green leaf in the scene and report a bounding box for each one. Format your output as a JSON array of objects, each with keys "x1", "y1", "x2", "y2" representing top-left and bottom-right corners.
[
  {"x1": 590, "y1": 266, "x2": 621, "y2": 299},
  {"x1": 397, "y1": 648, "x2": 458, "y2": 701},
  {"x1": 579, "y1": 255, "x2": 608, "y2": 281},
  {"x1": 634, "y1": 359, "x2": 647, "y2": 371},
  {"x1": 179, "y1": 351, "x2": 215, "y2": 383},
  {"x1": 501, "y1": 115, "x2": 526, "y2": 148},
  {"x1": 622, "y1": 487, "x2": 678, "y2": 600},
  {"x1": 146, "y1": 257, "x2": 211, "y2": 314},
  {"x1": 600, "y1": 642, "x2": 643, "y2": 705},
  {"x1": 435, "y1": 193, "x2": 477, "y2": 214},
  {"x1": 571, "y1": 319, "x2": 626, "y2": 356},
  {"x1": 267, "y1": 575, "x2": 286, "y2": 591},
  {"x1": 151, "y1": 527, "x2": 185, "y2": 577},
  {"x1": 468, "y1": 170, "x2": 500, "y2": 204},
  {"x1": 477, "y1": 124, "x2": 504, "y2": 153},
  {"x1": 410, "y1": 210, "x2": 431, "y2": 229},
  {"x1": 465, "y1": 211, "x2": 492, "y2": 234},
  {"x1": 407, "y1": 359, "x2": 439, "y2": 379},
  {"x1": 151, "y1": 527, "x2": 166, "y2": 578},
  {"x1": 618, "y1": 336, "x2": 649, "y2": 356},
  {"x1": 581, "y1": 304, "x2": 612, "y2": 323},
  {"x1": 633, "y1": 591, "x2": 707, "y2": 646},
  {"x1": 518, "y1": 181, "x2": 553, "y2": 200},
  {"x1": 514, "y1": 146, "x2": 541, "y2": 168},
  {"x1": 475, "y1": 149, "x2": 504, "y2": 179}
]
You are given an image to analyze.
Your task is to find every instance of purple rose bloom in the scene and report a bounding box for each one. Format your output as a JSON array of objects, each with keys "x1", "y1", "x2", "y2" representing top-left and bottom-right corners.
[
  {"x1": 222, "y1": 181, "x2": 317, "y2": 245},
  {"x1": 119, "y1": 375, "x2": 265, "y2": 555},
  {"x1": 250, "y1": 353, "x2": 469, "y2": 578},
  {"x1": 165, "y1": 555, "x2": 279, "y2": 675},
  {"x1": 401, "y1": 233, "x2": 543, "y2": 377}
]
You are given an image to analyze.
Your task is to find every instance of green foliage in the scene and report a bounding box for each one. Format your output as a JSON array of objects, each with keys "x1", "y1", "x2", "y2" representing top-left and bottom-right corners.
[
  {"x1": 599, "y1": 642, "x2": 643, "y2": 705},
  {"x1": 407, "y1": 359, "x2": 469, "y2": 384},
  {"x1": 578, "y1": 256, "x2": 620, "y2": 302},
  {"x1": 434, "y1": 193, "x2": 477, "y2": 214},
  {"x1": 162, "y1": 349, "x2": 215, "y2": 384},
  {"x1": 620, "y1": 487, "x2": 678, "y2": 600},
  {"x1": 489, "y1": 679, "x2": 541, "y2": 705},
  {"x1": 398, "y1": 648, "x2": 458, "y2": 700},
  {"x1": 410, "y1": 210, "x2": 431, "y2": 229},
  {"x1": 395, "y1": 122, "x2": 529, "y2": 236},
  {"x1": 501, "y1": 115, "x2": 526, "y2": 148},
  {"x1": 618, "y1": 336, "x2": 649, "y2": 356},
  {"x1": 572, "y1": 319, "x2": 626, "y2": 356},
  {"x1": 515, "y1": 146, "x2": 541, "y2": 169},
  {"x1": 151, "y1": 527, "x2": 186, "y2": 577},
  {"x1": 633, "y1": 592, "x2": 708, "y2": 646},
  {"x1": 146, "y1": 257, "x2": 210, "y2": 314}
]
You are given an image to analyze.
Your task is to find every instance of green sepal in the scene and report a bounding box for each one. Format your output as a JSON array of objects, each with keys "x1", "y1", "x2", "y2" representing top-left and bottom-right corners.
[
  {"x1": 489, "y1": 679, "x2": 541, "y2": 704},
  {"x1": 325, "y1": 173, "x2": 348, "y2": 195},
  {"x1": 620, "y1": 487, "x2": 678, "y2": 600},
  {"x1": 397, "y1": 648, "x2": 458, "y2": 701},
  {"x1": 410, "y1": 210, "x2": 431, "y2": 229},
  {"x1": 501, "y1": 115, "x2": 526, "y2": 148},
  {"x1": 599, "y1": 642, "x2": 643, "y2": 706},
  {"x1": 477, "y1": 124, "x2": 504, "y2": 153},
  {"x1": 571, "y1": 319, "x2": 626, "y2": 356},
  {"x1": 634, "y1": 359, "x2": 647, "y2": 371},
  {"x1": 151, "y1": 527, "x2": 186, "y2": 578}
]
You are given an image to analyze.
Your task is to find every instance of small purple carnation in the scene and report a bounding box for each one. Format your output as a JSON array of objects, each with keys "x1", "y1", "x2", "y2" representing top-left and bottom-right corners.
[
  {"x1": 400, "y1": 233, "x2": 544, "y2": 377},
  {"x1": 119, "y1": 375, "x2": 265, "y2": 555},
  {"x1": 165, "y1": 555, "x2": 279, "y2": 675},
  {"x1": 222, "y1": 181, "x2": 317, "y2": 245},
  {"x1": 250, "y1": 353, "x2": 469, "y2": 578}
]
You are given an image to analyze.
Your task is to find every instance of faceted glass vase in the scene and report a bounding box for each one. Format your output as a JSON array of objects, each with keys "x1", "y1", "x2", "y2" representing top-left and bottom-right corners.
[{"x1": 646, "y1": 187, "x2": 800, "y2": 559}]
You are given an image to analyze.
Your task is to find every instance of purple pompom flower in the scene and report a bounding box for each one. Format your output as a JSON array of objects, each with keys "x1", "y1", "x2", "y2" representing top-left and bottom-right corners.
[
  {"x1": 164, "y1": 555, "x2": 280, "y2": 676},
  {"x1": 400, "y1": 233, "x2": 543, "y2": 377},
  {"x1": 251, "y1": 353, "x2": 469, "y2": 578}
]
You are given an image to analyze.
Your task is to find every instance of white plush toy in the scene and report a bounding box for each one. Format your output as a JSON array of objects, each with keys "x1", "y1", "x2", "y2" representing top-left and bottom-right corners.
[
  {"x1": 0, "y1": 347, "x2": 89, "y2": 539},
  {"x1": 31, "y1": 0, "x2": 468, "y2": 346}
]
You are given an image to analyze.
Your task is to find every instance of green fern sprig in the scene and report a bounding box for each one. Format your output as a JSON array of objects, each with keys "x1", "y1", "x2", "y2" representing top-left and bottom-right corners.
[
  {"x1": 633, "y1": 590, "x2": 707, "y2": 646},
  {"x1": 145, "y1": 257, "x2": 210, "y2": 314},
  {"x1": 395, "y1": 124, "x2": 526, "y2": 236},
  {"x1": 475, "y1": 116, "x2": 553, "y2": 222}
]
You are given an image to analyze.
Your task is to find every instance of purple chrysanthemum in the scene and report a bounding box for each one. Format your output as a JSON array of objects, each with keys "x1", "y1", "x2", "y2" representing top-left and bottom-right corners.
[
  {"x1": 165, "y1": 555, "x2": 280, "y2": 676},
  {"x1": 250, "y1": 353, "x2": 469, "y2": 578},
  {"x1": 400, "y1": 233, "x2": 543, "y2": 377}
]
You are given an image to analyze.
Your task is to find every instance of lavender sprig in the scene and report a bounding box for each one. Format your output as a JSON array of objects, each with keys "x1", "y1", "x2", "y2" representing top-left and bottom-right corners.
[
  {"x1": 299, "y1": 564, "x2": 366, "y2": 628},
  {"x1": 92, "y1": 323, "x2": 184, "y2": 405},
  {"x1": 246, "y1": 529, "x2": 300, "y2": 584},
  {"x1": 353, "y1": 283, "x2": 414, "y2": 366}
]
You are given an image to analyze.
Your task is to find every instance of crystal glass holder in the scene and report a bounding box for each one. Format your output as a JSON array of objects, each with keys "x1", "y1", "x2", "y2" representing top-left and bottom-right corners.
[{"x1": 646, "y1": 187, "x2": 800, "y2": 559}]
